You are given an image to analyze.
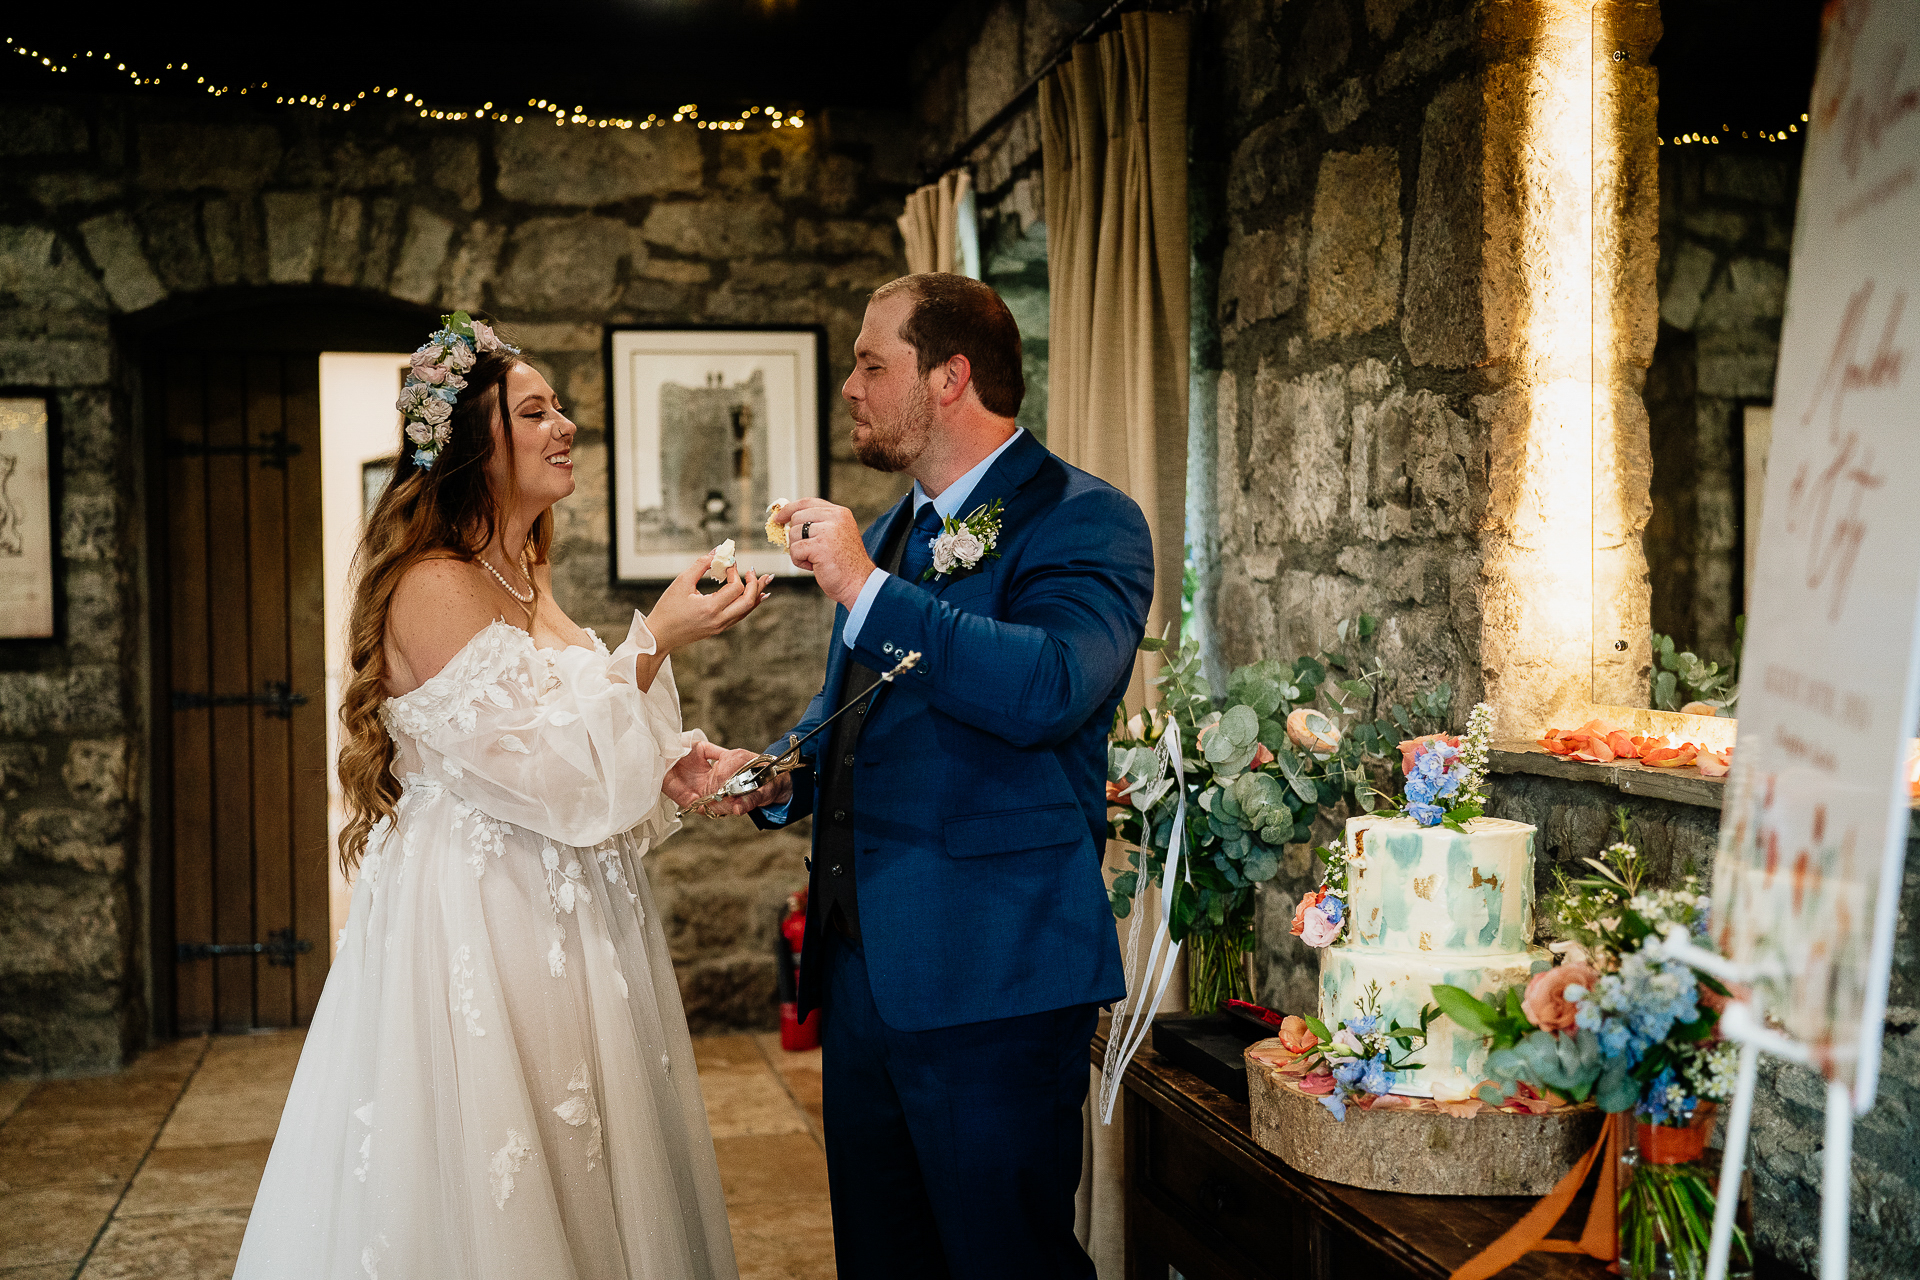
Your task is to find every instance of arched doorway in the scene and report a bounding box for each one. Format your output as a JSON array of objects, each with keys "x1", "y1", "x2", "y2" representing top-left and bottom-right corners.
[{"x1": 135, "y1": 292, "x2": 434, "y2": 1035}]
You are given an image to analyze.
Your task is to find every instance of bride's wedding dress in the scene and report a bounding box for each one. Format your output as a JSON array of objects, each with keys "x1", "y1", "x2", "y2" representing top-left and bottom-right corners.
[{"x1": 235, "y1": 614, "x2": 737, "y2": 1280}]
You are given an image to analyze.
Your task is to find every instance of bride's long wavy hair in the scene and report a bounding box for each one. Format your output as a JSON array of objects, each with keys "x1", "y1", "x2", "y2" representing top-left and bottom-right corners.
[{"x1": 335, "y1": 343, "x2": 553, "y2": 871}]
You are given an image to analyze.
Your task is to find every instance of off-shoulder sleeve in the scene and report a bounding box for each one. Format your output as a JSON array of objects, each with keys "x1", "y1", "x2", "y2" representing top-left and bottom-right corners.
[{"x1": 382, "y1": 614, "x2": 689, "y2": 848}]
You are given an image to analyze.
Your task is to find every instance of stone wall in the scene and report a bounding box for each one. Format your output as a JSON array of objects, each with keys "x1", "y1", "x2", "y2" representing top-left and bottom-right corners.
[
  {"x1": 1644, "y1": 146, "x2": 1798, "y2": 671},
  {"x1": 0, "y1": 91, "x2": 918, "y2": 1070}
]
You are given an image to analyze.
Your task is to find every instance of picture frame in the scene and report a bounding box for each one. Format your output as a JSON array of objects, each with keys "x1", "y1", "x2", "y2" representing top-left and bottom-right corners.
[
  {"x1": 0, "y1": 396, "x2": 59, "y2": 641},
  {"x1": 605, "y1": 326, "x2": 827, "y2": 586}
]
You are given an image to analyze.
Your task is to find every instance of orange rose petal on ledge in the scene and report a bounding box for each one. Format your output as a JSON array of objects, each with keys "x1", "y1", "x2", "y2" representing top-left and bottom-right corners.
[{"x1": 1435, "y1": 1097, "x2": 1485, "y2": 1118}]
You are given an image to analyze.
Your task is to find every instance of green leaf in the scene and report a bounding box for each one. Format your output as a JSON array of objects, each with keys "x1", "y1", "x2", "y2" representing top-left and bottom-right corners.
[
  {"x1": 1303, "y1": 1015, "x2": 1333, "y2": 1044},
  {"x1": 1220, "y1": 704, "x2": 1259, "y2": 747},
  {"x1": 1110, "y1": 892, "x2": 1132, "y2": 919},
  {"x1": 1259, "y1": 823, "x2": 1292, "y2": 845},
  {"x1": 1357, "y1": 614, "x2": 1379, "y2": 639},
  {"x1": 1391, "y1": 704, "x2": 1414, "y2": 734},
  {"x1": 1111, "y1": 871, "x2": 1138, "y2": 896},
  {"x1": 1138, "y1": 637, "x2": 1169, "y2": 652},
  {"x1": 1258, "y1": 718, "x2": 1288, "y2": 750},
  {"x1": 1339, "y1": 679, "x2": 1373, "y2": 702},
  {"x1": 1242, "y1": 846, "x2": 1279, "y2": 883},
  {"x1": 1430, "y1": 984, "x2": 1501, "y2": 1037}
]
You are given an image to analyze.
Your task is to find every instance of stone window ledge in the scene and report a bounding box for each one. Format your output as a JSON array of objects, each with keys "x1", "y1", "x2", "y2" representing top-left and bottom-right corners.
[{"x1": 1489, "y1": 740, "x2": 1725, "y2": 809}]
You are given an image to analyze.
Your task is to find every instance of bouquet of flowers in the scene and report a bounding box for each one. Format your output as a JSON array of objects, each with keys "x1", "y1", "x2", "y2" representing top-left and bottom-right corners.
[
  {"x1": 1430, "y1": 811, "x2": 1747, "y2": 1277},
  {"x1": 1106, "y1": 617, "x2": 1452, "y2": 1012},
  {"x1": 1286, "y1": 703, "x2": 1495, "y2": 952},
  {"x1": 1254, "y1": 982, "x2": 1438, "y2": 1120}
]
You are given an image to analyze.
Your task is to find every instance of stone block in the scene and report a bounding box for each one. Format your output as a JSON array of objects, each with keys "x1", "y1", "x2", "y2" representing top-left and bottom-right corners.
[
  {"x1": 61, "y1": 491, "x2": 119, "y2": 562},
  {"x1": 0, "y1": 666, "x2": 122, "y2": 736},
  {"x1": 0, "y1": 743, "x2": 45, "y2": 797},
  {"x1": 138, "y1": 203, "x2": 209, "y2": 293},
  {"x1": 1694, "y1": 255, "x2": 1788, "y2": 329},
  {"x1": 1218, "y1": 218, "x2": 1303, "y2": 333},
  {"x1": 634, "y1": 252, "x2": 712, "y2": 285},
  {"x1": 1378, "y1": 11, "x2": 1476, "y2": 94},
  {"x1": 814, "y1": 154, "x2": 864, "y2": 215},
  {"x1": 966, "y1": 2, "x2": 1024, "y2": 137},
  {"x1": 717, "y1": 129, "x2": 818, "y2": 199},
  {"x1": 1404, "y1": 77, "x2": 1486, "y2": 367},
  {"x1": 1306, "y1": 148, "x2": 1401, "y2": 340},
  {"x1": 640, "y1": 198, "x2": 787, "y2": 259},
  {"x1": 1251, "y1": 360, "x2": 1348, "y2": 542},
  {"x1": 1703, "y1": 154, "x2": 1792, "y2": 206},
  {"x1": 77, "y1": 213, "x2": 167, "y2": 312},
  {"x1": 0, "y1": 225, "x2": 109, "y2": 311},
  {"x1": 263, "y1": 192, "x2": 326, "y2": 284},
  {"x1": 792, "y1": 220, "x2": 895, "y2": 258},
  {"x1": 1659, "y1": 241, "x2": 1718, "y2": 331},
  {"x1": 320, "y1": 195, "x2": 364, "y2": 287},
  {"x1": 0, "y1": 105, "x2": 89, "y2": 156},
  {"x1": 0, "y1": 338, "x2": 110, "y2": 387},
  {"x1": 63, "y1": 739, "x2": 128, "y2": 810},
  {"x1": 0, "y1": 879, "x2": 123, "y2": 982},
  {"x1": 1679, "y1": 208, "x2": 1750, "y2": 245},
  {"x1": 28, "y1": 172, "x2": 126, "y2": 206},
  {"x1": 504, "y1": 322, "x2": 603, "y2": 353},
  {"x1": 59, "y1": 389, "x2": 116, "y2": 476},
  {"x1": 1364, "y1": 0, "x2": 1413, "y2": 39},
  {"x1": 389, "y1": 206, "x2": 455, "y2": 303},
  {"x1": 328, "y1": 139, "x2": 415, "y2": 189},
  {"x1": 1219, "y1": 0, "x2": 1282, "y2": 117},
  {"x1": 678, "y1": 953, "x2": 779, "y2": 1033},
  {"x1": 1695, "y1": 331, "x2": 1778, "y2": 398},
  {"x1": 360, "y1": 197, "x2": 402, "y2": 290},
  {"x1": 622, "y1": 279, "x2": 696, "y2": 315},
  {"x1": 200, "y1": 199, "x2": 246, "y2": 286},
  {"x1": 728, "y1": 261, "x2": 827, "y2": 293},
  {"x1": 1316, "y1": 78, "x2": 1370, "y2": 134},
  {"x1": 1228, "y1": 114, "x2": 1309, "y2": 214},
  {"x1": 496, "y1": 215, "x2": 628, "y2": 313},
  {"x1": 64, "y1": 564, "x2": 123, "y2": 663},
  {"x1": 442, "y1": 221, "x2": 506, "y2": 310},
  {"x1": 495, "y1": 124, "x2": 703, "y2": 205},
  {"x1": 1292, "y1": 2, "x2": 1352, "y2": 92},
  {"x1": 430, "y1": 136, "x2": 482, "y2": 211},
  {"x1": 138, "y1": 122, "x2": 281, "y2": 191}
]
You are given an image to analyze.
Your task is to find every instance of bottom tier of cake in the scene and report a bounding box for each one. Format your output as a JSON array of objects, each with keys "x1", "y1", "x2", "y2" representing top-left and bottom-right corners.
[{"x1": 1318, "y1": 944, "x2": 1552, "y2": 1097}]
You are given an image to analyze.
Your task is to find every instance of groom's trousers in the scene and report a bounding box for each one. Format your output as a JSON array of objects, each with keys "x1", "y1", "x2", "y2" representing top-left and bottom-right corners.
[{"x1": 819, "y1": 934, "x2": 1098, "y2": 1279}]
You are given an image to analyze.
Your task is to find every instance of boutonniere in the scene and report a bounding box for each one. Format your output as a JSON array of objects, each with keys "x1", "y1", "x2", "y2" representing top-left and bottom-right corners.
[{"x1": 921, "y1": 499, "x2": 1005, "y2": 582}]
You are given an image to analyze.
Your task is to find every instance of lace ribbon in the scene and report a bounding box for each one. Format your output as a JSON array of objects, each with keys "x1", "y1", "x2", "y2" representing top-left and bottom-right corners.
[{"x1": 1097, "y1": 720, "x2": 1191, "y2": 1124}]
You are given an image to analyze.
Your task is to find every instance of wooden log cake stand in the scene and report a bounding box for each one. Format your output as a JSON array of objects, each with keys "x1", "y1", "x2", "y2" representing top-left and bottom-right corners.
[
  {"x1": 1093, "y1": 1026, "x2": 1609, "y2": 1280},
  {"x1": 1246, "y1": 1047, "x2": 1604, "y2": 1197}
]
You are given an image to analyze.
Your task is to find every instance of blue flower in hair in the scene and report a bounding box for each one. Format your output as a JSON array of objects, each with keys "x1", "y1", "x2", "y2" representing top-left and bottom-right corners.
[{"x1": 413, "y1": 448, "x2": 437, "y2": 470}]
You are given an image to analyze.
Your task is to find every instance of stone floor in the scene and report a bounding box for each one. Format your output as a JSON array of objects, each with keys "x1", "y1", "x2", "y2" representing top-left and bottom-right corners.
[{"x1": 0, "y1": 1031, "x2": 833, "y2": 1280}]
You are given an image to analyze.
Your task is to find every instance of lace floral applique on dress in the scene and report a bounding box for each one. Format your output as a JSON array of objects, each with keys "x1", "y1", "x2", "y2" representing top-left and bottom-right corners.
[
  {"x1": 552, "y1": 1061, "x2": 604, "y2": 1171},
  {"x1": 488, "y1": 1129, "x2": 535, "y2": 1210},
  {"x1": 449, "y1": 946, "x2": 485, "y2": 1037}
]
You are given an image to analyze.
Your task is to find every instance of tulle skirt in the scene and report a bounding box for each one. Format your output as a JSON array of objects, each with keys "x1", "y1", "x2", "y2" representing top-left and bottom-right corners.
[{"x1": 233, "y1": 780, "x2": 737, "y2": 1280}]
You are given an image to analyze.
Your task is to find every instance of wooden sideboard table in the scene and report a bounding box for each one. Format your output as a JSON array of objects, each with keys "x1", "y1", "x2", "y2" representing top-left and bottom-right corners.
[{"x1": 1095, "y1": 1031, "x2": 1609, "y2": 1280}]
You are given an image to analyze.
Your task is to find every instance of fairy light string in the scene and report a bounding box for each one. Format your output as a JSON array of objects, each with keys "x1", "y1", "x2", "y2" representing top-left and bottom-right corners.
[
  {"x1": 1661, "y1": 112, "x2": 1810, "y2": 146},
  {"x1": 2, "y1": 37, "x2": 805, "y2": 131}
]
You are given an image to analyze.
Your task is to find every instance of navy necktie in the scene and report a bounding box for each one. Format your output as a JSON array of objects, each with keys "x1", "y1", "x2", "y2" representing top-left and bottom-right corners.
[{"x1": 895, "y1": 503, "x2": 947, "y2": 586}]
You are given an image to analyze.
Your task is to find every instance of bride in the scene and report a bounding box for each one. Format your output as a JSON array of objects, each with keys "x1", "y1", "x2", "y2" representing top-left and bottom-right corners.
[{"x1": 234, "y1": 314, "x2": 763, "y2": 1280}]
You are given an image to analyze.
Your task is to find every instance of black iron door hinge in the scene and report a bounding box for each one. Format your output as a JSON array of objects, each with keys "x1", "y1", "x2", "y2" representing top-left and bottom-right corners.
[
  {"x1": 165, "y1": 430, "x2": 304, "y2": 470},
  {"x1": 176, "y1": 927, "x2": 313, "y2": 967},
  {"x1": 171, "y1": 680, "x2": 309, "y2": 720}
]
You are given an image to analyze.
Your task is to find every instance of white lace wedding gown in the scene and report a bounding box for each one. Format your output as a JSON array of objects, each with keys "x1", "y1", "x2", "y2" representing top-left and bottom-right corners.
[{"x1": 235, "y1": 614, "x2": 737, "y2": 1280}]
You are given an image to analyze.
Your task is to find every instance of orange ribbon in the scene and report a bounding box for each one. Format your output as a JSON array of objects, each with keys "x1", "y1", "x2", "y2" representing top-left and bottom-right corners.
[{"x1": 1448, "y1": 1115, "x2": 1626, "y2": 1280}]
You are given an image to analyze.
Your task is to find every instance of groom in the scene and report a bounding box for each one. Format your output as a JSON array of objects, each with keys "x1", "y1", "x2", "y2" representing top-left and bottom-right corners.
[{"x1": 703, "y1": 273, "x2": 1153, "y2": 1277}]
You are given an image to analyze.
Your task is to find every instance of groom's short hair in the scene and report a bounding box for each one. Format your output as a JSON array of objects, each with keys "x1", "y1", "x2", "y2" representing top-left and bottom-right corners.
[{"x1": 872, "y1": 273, "x2": 1025, "y2": 418}]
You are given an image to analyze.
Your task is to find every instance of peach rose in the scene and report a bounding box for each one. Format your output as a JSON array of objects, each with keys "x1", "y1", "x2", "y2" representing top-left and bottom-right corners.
[
  {"x1": 1521, "y1": 963, "x2": 1599, "y2": 1032},
  {"x1": 1278, "y1": 1015, "x2": 1319, "y2": 1056},
  {"x1": 1397, "y1": 733, "x2": 1461, "y2": 776},
  {"x1": 1289, "y1": 889, "x2": 1323, "y2": 937}
]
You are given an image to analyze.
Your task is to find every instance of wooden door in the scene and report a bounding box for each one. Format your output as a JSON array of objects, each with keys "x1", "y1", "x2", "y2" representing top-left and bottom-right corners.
[{"x1": 163, "y1": 352, "x2": 329, "y2": 1032}]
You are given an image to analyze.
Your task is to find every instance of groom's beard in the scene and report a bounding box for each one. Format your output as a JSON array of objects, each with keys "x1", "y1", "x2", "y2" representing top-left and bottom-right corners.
[{"x1": 851, "y1": 384, "x2": 934, "y2": 473}]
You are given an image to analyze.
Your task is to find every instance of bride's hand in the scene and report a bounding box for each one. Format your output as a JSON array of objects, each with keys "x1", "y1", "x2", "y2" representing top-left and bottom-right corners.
[
  {"x1": 647, "y1": 554, "x2": 769, "y2": 655},
  {"x1": 663, "y1": 740, "x2": 731, "y2": 810}
]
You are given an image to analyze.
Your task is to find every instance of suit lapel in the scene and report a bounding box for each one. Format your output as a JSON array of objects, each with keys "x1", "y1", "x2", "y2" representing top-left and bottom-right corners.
[{"x1": 925, "y1": 431, "x2": 1050, "y2": 600}]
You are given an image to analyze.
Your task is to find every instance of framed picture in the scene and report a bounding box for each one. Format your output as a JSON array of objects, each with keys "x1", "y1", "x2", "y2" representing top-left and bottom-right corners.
[
  {"x1": 606, "y1": 326, "x2": 826, "y2": 585},
  {"x1": 0, "y1": 397, "x2": 57, "y2": 640}
]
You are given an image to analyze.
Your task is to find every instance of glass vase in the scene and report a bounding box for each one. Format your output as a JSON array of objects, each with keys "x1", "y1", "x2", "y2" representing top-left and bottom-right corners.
[
  {"x1": 1184, "y1": 930, "x2": 1253, "y2": 1016},
  {"x1": 1615, "y1": 1104, "x2": 1753, "y2": 1280}
]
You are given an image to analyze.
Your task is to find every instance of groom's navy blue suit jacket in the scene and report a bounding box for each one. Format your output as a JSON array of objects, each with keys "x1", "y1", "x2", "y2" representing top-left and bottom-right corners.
[{"x1": 756, "y1": 431, "x2": 1152, "y2": 1032}]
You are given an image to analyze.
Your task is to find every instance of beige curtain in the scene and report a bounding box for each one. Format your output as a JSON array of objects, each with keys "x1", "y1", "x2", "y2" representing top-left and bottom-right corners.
[
  {"x1": 1041, "y1": 10, "x2": 1190, "y2": 700},
  {"x1": 896, "y1": 170, "x2": 979, "y2": 277},
  {"x1": 1042, "y1": 13, "x2": 1191, "y2": 1278}
]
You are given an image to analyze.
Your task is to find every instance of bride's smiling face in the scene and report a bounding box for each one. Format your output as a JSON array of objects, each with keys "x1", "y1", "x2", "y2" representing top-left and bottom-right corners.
[{"x1": 490, "y1": 363, "x2": 576, "y2": 509}]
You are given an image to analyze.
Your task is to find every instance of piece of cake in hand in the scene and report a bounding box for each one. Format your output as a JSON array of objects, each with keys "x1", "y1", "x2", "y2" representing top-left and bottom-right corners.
[
  {"x1": 706, "y1": 539, "x2": 737, "y2": 582},
  {"x1": 765, "y1": 500, "x2": 791, "y2": 548}
]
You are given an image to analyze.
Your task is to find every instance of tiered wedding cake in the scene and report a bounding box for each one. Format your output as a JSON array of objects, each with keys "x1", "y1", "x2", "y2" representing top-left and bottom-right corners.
[{"x1": 1318, "y1": 813, "x2": 1552, "y2": 1097}]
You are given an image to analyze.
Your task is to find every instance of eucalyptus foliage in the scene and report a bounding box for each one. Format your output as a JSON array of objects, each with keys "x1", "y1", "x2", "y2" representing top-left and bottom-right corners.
[{"x1": 1106, "y1": 617, "x2": 1451, "y2": 948}]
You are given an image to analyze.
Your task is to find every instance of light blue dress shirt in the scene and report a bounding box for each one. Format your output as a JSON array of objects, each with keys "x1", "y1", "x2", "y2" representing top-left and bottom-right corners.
[{"x1": 842, "y1": 428, "x2": 1024, "y2": 648}]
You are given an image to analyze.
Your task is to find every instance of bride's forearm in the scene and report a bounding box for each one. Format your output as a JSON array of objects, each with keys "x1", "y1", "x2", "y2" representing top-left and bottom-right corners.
[{"x1": 630, "y1": 650, "x2": 667, "y2": 693}]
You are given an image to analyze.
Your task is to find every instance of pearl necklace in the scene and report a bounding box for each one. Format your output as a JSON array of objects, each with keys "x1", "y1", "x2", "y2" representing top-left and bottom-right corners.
[{"x1": 481, "y1": 556, "x2": 534, "y2": 605}]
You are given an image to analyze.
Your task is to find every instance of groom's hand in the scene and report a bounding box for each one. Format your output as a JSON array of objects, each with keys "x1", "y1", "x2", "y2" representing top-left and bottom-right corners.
[
  {"x1": 778, "y1": 499, "x2": 874, "y2": 609},
  {"x1": 700, "y1": 745, "x2": 795, "y2": 818}
]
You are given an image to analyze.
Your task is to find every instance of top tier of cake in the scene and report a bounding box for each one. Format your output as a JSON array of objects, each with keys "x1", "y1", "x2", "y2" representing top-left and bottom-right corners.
[{"x1": 1343, "y1": 815, "x2": 1536, "y2": 956}]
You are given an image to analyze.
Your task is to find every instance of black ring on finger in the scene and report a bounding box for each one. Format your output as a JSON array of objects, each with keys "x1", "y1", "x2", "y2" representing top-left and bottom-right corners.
[{"x1": 800, "y1": 522, "x2": 812, "y2": 541}]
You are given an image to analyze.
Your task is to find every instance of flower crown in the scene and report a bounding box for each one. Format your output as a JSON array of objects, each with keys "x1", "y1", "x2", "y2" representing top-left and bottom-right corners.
[{"x1": 396, "y1": 311, "x2": 518, "y2": 470}]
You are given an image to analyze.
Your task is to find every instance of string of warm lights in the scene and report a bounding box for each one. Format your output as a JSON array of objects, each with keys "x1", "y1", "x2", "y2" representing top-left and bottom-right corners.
[
  {"x1": 1662, "y1": 111, "x2": 1809, "y2": 145},
  {"x1": 3, "y1": 37, "x2": 805, "y2": 131}
]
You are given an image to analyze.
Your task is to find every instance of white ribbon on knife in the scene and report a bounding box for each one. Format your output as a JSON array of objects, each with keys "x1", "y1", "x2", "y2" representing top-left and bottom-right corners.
[{"x1": 1097, "y1": 719, "x2": 1190, "y2": 1124}]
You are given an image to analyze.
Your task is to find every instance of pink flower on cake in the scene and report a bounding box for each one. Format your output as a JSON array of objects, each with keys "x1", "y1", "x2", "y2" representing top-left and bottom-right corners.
[
  {"x1": 1277, "y1": 1015, "x2": 1319, "y2": 1056},
  {"x1": 1300, "y1": 903, "x2": 1342, "y2": 948},
  {"x1": 1289, "y1": 888, "x2": 1324, "y2": 937},
  {"x1": 1520, "y1": 963, "x2": 1599, "y2": 1033},
  {"x1": 1332, "y1": 1028, "x2": 1364, "y2": 1056},
  {"x1": 1396, "y1": 732, "x2": 1462, "y2": 776}
]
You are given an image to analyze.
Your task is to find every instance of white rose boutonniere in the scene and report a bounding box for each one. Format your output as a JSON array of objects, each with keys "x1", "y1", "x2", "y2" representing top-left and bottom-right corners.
[{"x1": 921, "y1": 499, "x2": 1005, "y2": 583}]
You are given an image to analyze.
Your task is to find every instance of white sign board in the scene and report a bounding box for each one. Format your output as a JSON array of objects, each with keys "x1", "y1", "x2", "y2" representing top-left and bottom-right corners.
[{"x1": 1712, "y1": 0, "x2": 1920, "y2": 1111}]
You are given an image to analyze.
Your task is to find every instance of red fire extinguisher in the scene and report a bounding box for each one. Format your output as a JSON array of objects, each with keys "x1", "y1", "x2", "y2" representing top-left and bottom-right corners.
[{"x1": 776, "y1": 888, "x2": 820, "y2": 1051}]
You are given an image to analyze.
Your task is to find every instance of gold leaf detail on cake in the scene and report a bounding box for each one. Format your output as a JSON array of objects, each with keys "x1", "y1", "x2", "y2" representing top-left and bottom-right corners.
[
  {"x1": 1471, "y1": 867, "x2": 1501, "y2": 891},
  {"x1": 1419, "y1": 932, "x2": 1432, "y2": 951},
  {"x1": 1413, "y1": 875, "x2": 1436, "y2": 900}
]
